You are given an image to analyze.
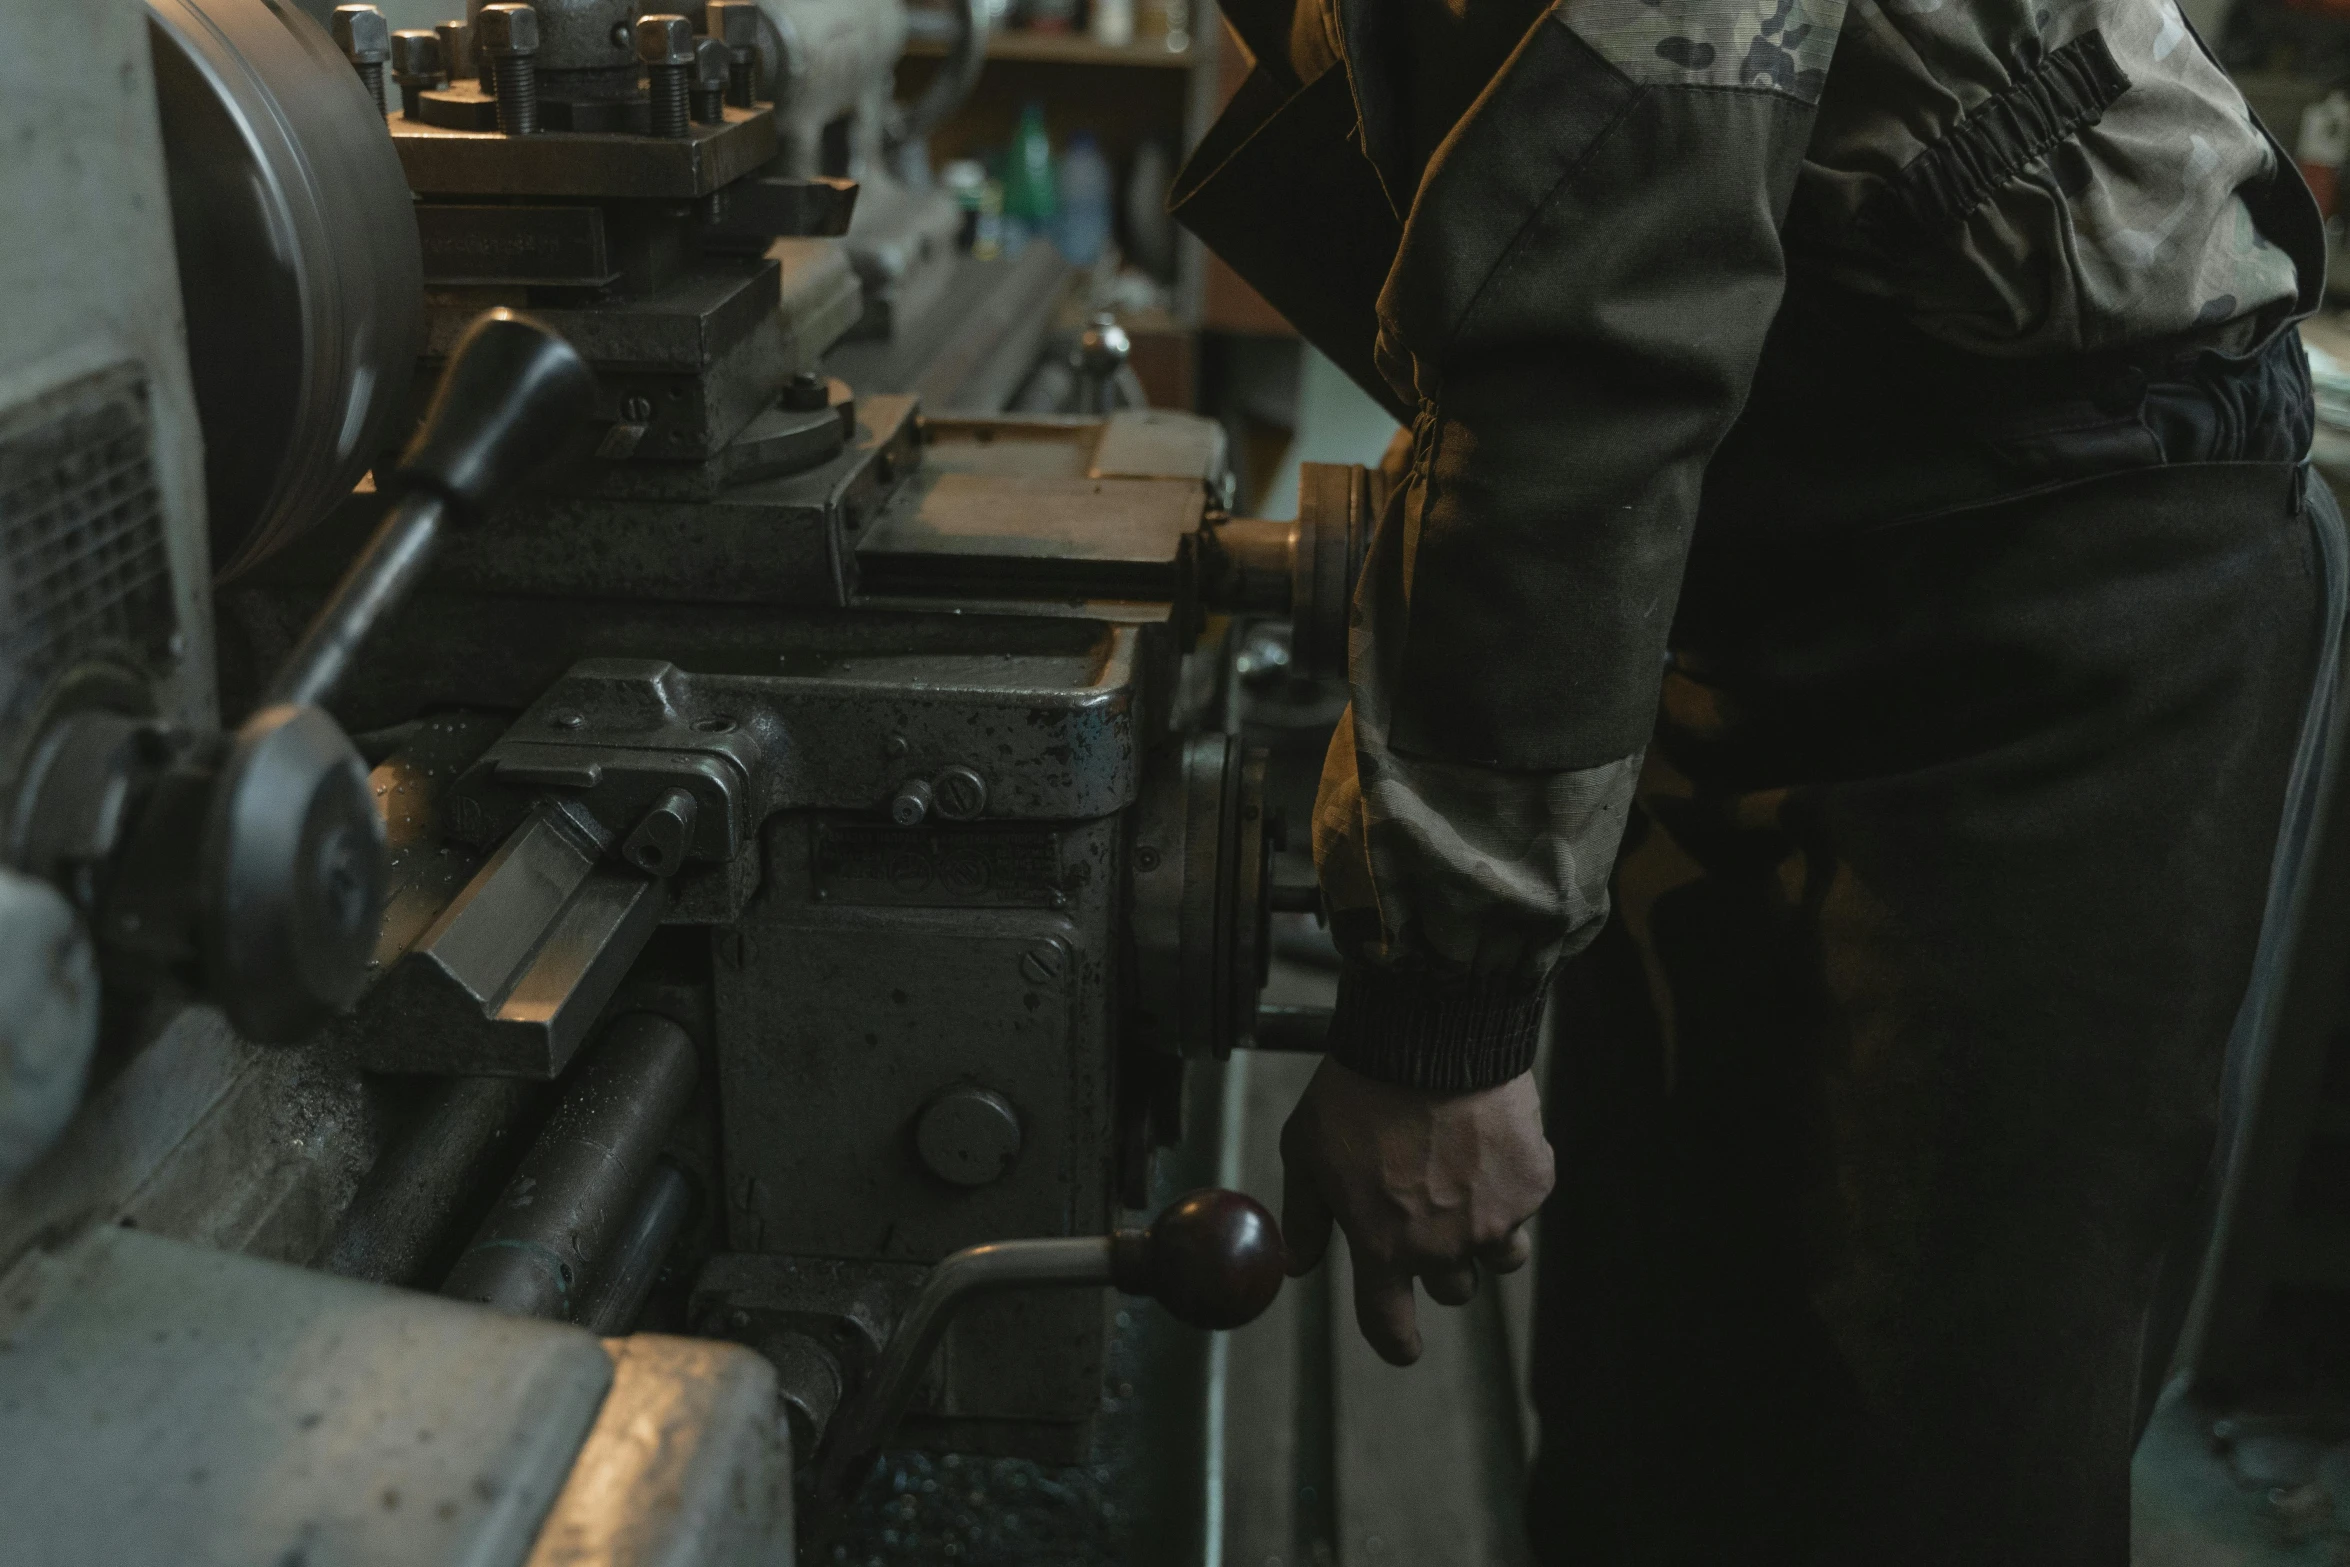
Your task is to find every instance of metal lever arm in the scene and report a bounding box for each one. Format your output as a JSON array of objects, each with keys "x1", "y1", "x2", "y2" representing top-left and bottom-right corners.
[
  {"x1": 814, "y1": 1188, "x2": 1284, "y2": 1500},
  {"x1": 266, "y1": 309, "x2": 594, "y2": 709}
]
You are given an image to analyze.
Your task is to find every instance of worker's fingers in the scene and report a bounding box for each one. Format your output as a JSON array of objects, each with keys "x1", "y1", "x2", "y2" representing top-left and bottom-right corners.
[
  {"x1": 1281, "y1": 1163, "x2": 1335, "y2": 1277},
  {"x1": 1477, "y1": 1223, "x2": 1534, "y2": 1276},
  {"x1": 1421, "y1": 1261, "x2": 1480, "y2": 1307},
  {"x1": 1353, "y1": 1260, "x2": 1423, "y2": 1366}
]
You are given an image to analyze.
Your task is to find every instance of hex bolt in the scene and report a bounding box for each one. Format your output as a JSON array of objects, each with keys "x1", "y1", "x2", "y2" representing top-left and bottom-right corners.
[
  {"x1": 705, "y1": 0, "x2": 759, "y2": 105},
  {"x1": 478, "y1": 4, "x2": 541, "y2": 135},
  {"x1": 890, "y1": 778, "x2": 934, "y2": 828},
  {"x1": 389, "y1": 29, "x2": 444, "y2": 120},
  {"x1": 691, "y1": 36, "x2": 730, "y2": 123},
  {"x1": 330, "y1": 5, "x2": 391, "y2": 114},
  {"x1": 435, "y1": 18, "x2": 475, "y2": 86},
  {"x1": 635, "y1": 15, "x2": 695, "y2": 139},
  {"x1": 933, "y1": 765, "x2": 988, "y2": 821}
]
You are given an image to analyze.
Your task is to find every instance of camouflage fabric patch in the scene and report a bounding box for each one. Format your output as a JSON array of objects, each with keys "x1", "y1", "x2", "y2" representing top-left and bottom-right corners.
[
  {"x1": 1561, "y1": 0, "x2": 1848, "y2": 101},
  {"x1": 1315, "y1": 706, "x2": 1641, "y2": 983}
]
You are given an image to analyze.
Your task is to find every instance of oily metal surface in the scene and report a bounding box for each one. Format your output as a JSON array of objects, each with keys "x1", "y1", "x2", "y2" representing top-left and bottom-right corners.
[
  {"x1": 147, "y1": 0, "x2": 421, "y2": 579},
  {"x1": 389, "y1": 111, "x2": 780, "y2": 198}
]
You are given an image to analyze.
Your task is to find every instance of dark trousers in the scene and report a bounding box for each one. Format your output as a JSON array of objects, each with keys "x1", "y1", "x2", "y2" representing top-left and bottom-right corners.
[{"x1": 1526, "y1": 459, "x2": 2337, "y2": 1564}]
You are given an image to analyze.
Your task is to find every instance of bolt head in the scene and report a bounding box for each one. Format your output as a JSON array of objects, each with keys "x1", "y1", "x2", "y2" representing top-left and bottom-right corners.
[
  {"x1": 478, "y1": 3, "x2": 539, "y2": 57},
  {"x1": 435, "y1": 19, "x2": 474, "y2": 72},
  {"x1": 331, "y1": 4, "x2": 390, "y2": 62},
  {"x1": 705, "y1": 0, "x2": 759, "y2": 47},
  {"x1": 933, "y1": 765, "x2": 988, "y2": 821},
  {"x1": 695, "y1": 34, "x2": 730, "y2": 88},
  {"x1": 390, "y1": 28, "x2": 444, "y2": 79},
  {"x1": 636, "y1": 13, "x2": 695, "y2": 65}
]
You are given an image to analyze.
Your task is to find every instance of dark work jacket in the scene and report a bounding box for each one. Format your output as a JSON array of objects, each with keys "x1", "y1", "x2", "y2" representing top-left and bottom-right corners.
[{"x1": 1172, "y1": 0, "x2": 2326, "y2": 1091}]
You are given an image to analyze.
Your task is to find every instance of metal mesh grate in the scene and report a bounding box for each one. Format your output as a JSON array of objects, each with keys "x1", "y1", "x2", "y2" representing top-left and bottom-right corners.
[{"x1": 0, "y1": 364, "x2": 177, "y2": 732}]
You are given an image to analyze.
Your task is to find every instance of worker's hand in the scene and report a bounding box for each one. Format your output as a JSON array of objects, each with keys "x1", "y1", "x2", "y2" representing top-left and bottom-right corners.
[{"x1": 1279, "y1": 1057, "x2": 1553, "y2": 1366}]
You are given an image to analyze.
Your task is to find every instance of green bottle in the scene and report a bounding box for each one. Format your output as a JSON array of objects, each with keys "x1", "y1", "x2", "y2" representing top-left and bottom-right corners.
[{"x1": 1002, "y1": 101, "x2": 1058, "y2": 232}]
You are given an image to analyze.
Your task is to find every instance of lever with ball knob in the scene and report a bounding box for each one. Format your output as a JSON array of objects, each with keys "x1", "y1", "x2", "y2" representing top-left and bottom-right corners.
[{"x1": 813, "y1": 1188, "x2": 1286, "y2": 1500}]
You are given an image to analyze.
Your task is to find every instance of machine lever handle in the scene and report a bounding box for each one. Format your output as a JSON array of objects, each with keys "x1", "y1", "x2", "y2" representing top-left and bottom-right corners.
[
  {"x1": 265, "y1": 309, "x2": 593, "y2": 710},
  {"x1": 813, "y1": 1188, "x2": 1284, "y2": 1501}
]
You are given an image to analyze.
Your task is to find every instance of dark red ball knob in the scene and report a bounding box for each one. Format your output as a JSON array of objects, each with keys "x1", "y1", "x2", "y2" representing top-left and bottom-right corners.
[{"x1": 1113, "y1": 1188, "x2": 1286, "y2": 1330}]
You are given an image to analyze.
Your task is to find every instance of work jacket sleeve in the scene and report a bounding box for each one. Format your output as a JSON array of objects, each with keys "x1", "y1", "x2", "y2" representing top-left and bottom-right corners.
[{"x1": 1311, "y1": 0, "x2": 1848, "y2": 1092}]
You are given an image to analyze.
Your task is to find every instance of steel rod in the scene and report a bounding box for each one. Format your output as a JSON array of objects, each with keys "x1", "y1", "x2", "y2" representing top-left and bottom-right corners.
[
  {"x1": 576, "y1": 1159, "x2": 696, "y2": 1334},
  {"x1": 441, "y1": 1013, "x2": 698, "y2": 1320}
]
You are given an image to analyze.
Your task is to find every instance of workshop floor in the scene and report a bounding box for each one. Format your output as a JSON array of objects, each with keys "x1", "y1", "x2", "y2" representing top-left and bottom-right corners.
[{"x1": 2135, "y1": 1387, "x2": 2350, "y2": 1565}]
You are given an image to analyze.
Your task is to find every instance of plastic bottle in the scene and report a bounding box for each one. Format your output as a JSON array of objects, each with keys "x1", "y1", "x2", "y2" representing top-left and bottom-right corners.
[
  {"x1": 1002, "y1": 102, "x2": 1059, "y2": 251},
  {"x1": 1057, "y1": 131, "x2": 1112, "y2": 268},
  {"x1": 1091, "y1": 0, "x2": 1135, "y2": 47}
]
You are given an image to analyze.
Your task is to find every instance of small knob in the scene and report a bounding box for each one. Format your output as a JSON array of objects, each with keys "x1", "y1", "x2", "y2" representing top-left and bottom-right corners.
[
  {"x1": 1112, "y1": 1188, "x2": 1284, "y2": 1330},
  {"x1": 1076, "y1": 311, "x2": 1131, "y2": 376},
  {"x1": 390, "y1": 309, "x2": 595, "y2": 517}
]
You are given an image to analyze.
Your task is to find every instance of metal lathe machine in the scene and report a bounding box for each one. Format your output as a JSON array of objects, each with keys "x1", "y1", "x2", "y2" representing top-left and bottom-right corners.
[{"x1": 0, "y1": 0, "x2": 1373, "y2": 1558}]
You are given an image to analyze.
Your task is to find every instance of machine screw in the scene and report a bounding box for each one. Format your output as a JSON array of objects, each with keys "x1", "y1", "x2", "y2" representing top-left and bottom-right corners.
[
  {"x1": 548, "y1": 708, "x2": 584, "y2": 730},
  {"x1": 933, "y1": 765, "x2": 988, "y2": 821},
  {"x1": 330, "y1": 5, "x2": 390, "y2": 114},
  {"x1": 435, "y1": 18, "x2": 475, "y2": 86},
  {"x1": 1134, "y1": 845, "x2": 1161, "y2": 872},
  {"x1": 1019, "y1": 940, "x2": 1068, "y2": 986},
  {"x1": 635, "y1": 15, "x2": 695, "y2": 139},
  {"x1": 388, "y1": 29, "x2": 443, "y2": 120},
  {"x1": 691, "y1": 36, "x2": 729, "y2": 123},
  {"x1": 478, "y1": 4, "x2": 541, "y2": 135},
  {"x1": 705, "y1": 0, "x2": 759, "y2": 106},
  {"x1": 889, "y1": 778, "x2": 934, "y2": 827}
]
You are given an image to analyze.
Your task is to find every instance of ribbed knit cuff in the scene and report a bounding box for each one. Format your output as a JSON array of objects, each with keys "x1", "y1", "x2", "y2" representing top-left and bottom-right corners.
[{"x1": 1323, "y1": 961, "x2": 1546, "y2": 1093}]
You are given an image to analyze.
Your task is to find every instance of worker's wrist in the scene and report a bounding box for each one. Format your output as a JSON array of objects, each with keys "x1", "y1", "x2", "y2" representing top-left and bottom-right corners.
[{"x1": 1323, "y1": 960, "x2": 1546, "y2": 1093}]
